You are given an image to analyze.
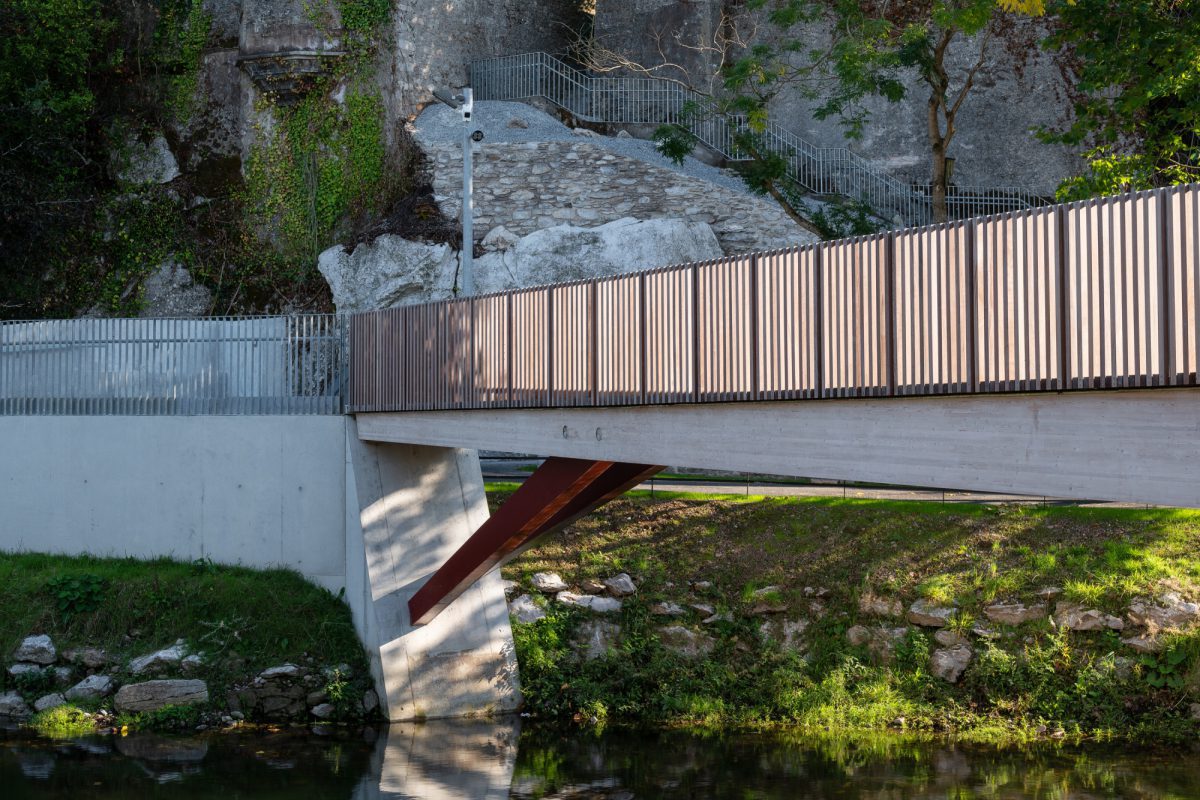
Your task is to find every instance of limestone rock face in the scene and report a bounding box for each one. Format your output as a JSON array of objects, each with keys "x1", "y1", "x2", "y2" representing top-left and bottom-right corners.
[
  {"x1": 930, "y1": 646, "x2": 973, "y2": 683},
  {"x1": 13, "y1": 635, "x2": 57, "y2": 665},
  {"x1": 117, "y1": 134, "x2": 180, "y2": 185},
  {"x1": 509, "y1": 594, "x2": 547, "y2": 624},
  {"x1": 531, "y1": 572, "x2": 568, "y2": 593},
  {"x1": 114, "y1": 679, "x2": 209, "y2": 713},
  {"x1": 907, "y1": 600, "x2": 956, "y2": 628},
  {"x1": 658, "y1": 625, "x2": 715, "y2": 658},
  {"x1": 65, "y1": 675, "x2": 116, "y2": 702},
  {"x1": 318, "y1": 217, "x2": 724, "y2": 313},
  {"x1": 983, "y1": 602, "x2": 1047, "y2": 626}
]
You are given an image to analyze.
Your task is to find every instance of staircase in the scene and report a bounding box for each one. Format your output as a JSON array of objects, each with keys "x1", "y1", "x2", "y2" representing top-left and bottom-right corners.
[{"x1": 470, "y1": 52, "x2": 1048, "y2": 228}]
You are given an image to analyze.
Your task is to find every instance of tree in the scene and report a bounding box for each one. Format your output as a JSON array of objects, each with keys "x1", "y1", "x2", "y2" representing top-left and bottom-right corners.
[
  {"x1": 630, "y1": 0, "x2": 1050, "y2": 225},
  {"x1": 1041, "y1": 0, "x2": 1199, "y2": 200}
]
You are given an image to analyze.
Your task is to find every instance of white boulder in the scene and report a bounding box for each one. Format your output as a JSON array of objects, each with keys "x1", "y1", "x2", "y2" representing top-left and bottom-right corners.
[
  {"x1": 128, "y1": 640, "x2": 187, "y2": 675},
  {"x1": 65, "y1": 675, "x2": 115, "y2": 702},
  {"x1": 509, "y1": 594, "x2": 547, "y2": 624},
  {"x1": 531, "y1": 572, "x2": 568, "y2": 593},
  {"x1": 13, "y1": 634, "x2": 57, "y2": 665}
]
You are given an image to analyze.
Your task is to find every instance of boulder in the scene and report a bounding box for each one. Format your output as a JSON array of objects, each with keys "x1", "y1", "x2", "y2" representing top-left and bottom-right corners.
[
  {"x1": 531, "y1": 572, "x2": 569, "y2": 593},
  {"x1": 1054, "y1": 602, "x2": 1124, "y2": 632},
  {"x1": 650, "y1": 602, "x2": 686, "y2": 617},
  {"x1": 581, "y1": 579, "x2": 606, "y2": 594},
  {"x1": 691, "y1": 581, "x2": 713, "y2": 591},
  {"x1": 65, "y1": 675, "x2": 115, "y2": 702},
  {"x1": 13, "y1": 634, "x2": 56, "y2": 665},
  {"x1": 859, "y1": 593, "x2": 904, "y2": 618},
  {"x1": 658, "y1": 626, "x2": 715, "y2": 658},
  {"x1": 181, "y1": 654, "x2": 204, "y2": 673},
  {"x1": 0, "y1": 692, "x2": 32, "y2": 719},
  {"x1": 33, "y1": 693, "x2": 66, "y2": 713},
  {"x1": 318, "y1": 218, "x2": 723, "y2": 313},
  {"x1": 907, "y1": 600, "x2": 956, "y2": 628},
  {"x1": 1127, "y1": 594, "x2": 1200, "y2": 632},
  {"x1": 114, "y1": 680, "x2": 208, "y2": 713},
  {"x1": 500, "y1": 579, "x2": 520, "y2": 598},
  {"x1": 603, "y1": 573, "x2": 637, "y2": 597},
  {"x1": 1121, "y1": 634, "x2": 1163, "y2": 654},
  {"x1": 556, "y1": 591, "x2": 622, "y2": 613},
  {"x1": 983, "y1": 602, "x2": 1047, "y2": 626},
  {"x1": 701, "y1": 612, "x2": 732, "y2": 625},
  {"x1": 129, "y1": 640, "x2": 187, "y2": 675},
  {"x1": 62, "y1": 648, "x2": 108, "y2": 670},
  {"x1": 577, "y1": 621, "x2": 621, "y2": 660},
  {"x1": 509, "y1": 594, "x2": 547, "y2": 624},
  {"x1": 749, "y1": 586, "x2": 788, "y2": 614},
  {"x1": 930, "y1": 646, "x2": 973, "y2": 683},
  {"x1": 846, "y1": 625, "x2": 908, "y2": 662},
  {"x1": 138, "y1": 259, "x2": 211, "y2": 318},
  {"x1": 760, "y1": 618, "x2": 808, "y2": 651},
  {"x1": 8, "y1": 663, "x2": 46, "y2": 679},
  {"x1": 934, "y1": 629, "x2": 969, "y2": 647},
  {"x1": 310, "y1": 703, "x2": 336, "y2": 719},
  {"x1": 117, "y1": 134, "x2": 180, "y2": 185},
  {"x1": 259, "y1": 664, "x2": 305, "y2": 680},
  {"x1": 690, "y1": 603, "x2": 715, "y2": 616}
]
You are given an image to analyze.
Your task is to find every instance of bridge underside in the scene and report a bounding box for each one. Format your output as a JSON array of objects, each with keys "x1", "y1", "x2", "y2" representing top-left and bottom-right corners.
[{"x1": 357, "y1": 389, "x2": 1200, "y2": 511}]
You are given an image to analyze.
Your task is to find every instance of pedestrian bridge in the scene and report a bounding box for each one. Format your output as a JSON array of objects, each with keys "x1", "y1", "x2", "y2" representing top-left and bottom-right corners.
[{"x1": 2, "y1": 184, "x2": 1198, "y2": 721}]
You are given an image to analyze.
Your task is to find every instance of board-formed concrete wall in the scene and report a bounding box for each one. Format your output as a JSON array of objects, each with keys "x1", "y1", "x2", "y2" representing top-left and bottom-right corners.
[{"x1": 0, "y1": 416, "x2": 519, "y2": 721}]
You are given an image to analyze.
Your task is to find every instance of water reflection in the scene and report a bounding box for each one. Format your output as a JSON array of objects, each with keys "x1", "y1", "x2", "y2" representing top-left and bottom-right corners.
[{"x1": 3, "y1": 719, "x2": 1199, "y2": 799}]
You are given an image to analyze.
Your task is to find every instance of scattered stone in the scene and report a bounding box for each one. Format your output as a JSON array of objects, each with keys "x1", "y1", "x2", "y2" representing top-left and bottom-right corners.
[
  {"x1": 62, "y1": 648, "x2": 108, "y2": 670},
  {"x1": 33, "y1": 693, "x2": 66, "y2": 713},
  {"x1": 181, "y1": 654, "x2": 204, "y2": 673},
  {"x1": 847, "y1": 625, "x2": 908, "y2": 662},
  {"x1": 658, "y1": 626, "x2": 715, "y2": 658},
  {"x1": 531, "y1": 572, "x2": 568, "y2": 593},
  {"x1": 577, "y1": 620, "x2": 621, "y2": 660},
  {"x1": 50, "y1": 666, "x2": 73, "y2": 686},
  {"x1": 0, "y1": 691, "x2": 32, "y2": 719},
  {"x1": 690, "y1": 603, "x2": 715, "y2": 616},
  {"x1": 362, "y1": 690, "x2": 379, "y2": 715},
  {"x1": 691, "y1": 581, "x2": 713, "y2": 591},
  {"x1": 556, "y1": 591, "x2": 622, "y2": 613},
  {"x1": 115, "y1": 680, "x2": 208, "y2": 713},
  {"x1": 311, "y1": 703, "x2": 336, "y2": 719},
  {"x1": 907, "y1": 600, "x2": 956, "y2": 628},
  {"x1": 306, "y1": 690, "x2": 329, "y2": 707},
  {"x1": 500, "y1": 579, "x2": 519, "y2": 598},
  {"x1": 509, "y1": 594, "x2": 547, "y2": 624},
  {"x1": 8, "y1": 663, "x2": 45, "y2": 679},
  {"x1": 1037, "y1": 587, "x2": 1064, "y2": 602},
  {"x1": 749, "y1": 586, "x2": 787, "y2": 614},
  {"x1": 129, "y1": 640, "x2": 187, "y2": 675},
  {"x1": 1121, "y1": 633, "x2": 1162, "y2": 654},
  {"x1": 930, "y1": 646, "x2": 973, "y2": 683},
  {"x1": 934, "y1": 629, "x2": 969, "y2": 647},
  {"x1": 1127, "y1": 593, "x2": 1200, "y2": 632},
  {"x1": 1054, "y1": 602, "x2": 1124, "y2": 632},
  {"x1": 971, "y1": 623, "x2": 1001, "y2": 640},
  {"x1": 983, "y1": 602, "x2": 1047, "y2": 626},
  {"x1": 803, "y1": 587, "x2": 831, "y2": 598},
  {"x1": 702, "y1": 612, "x2": 732, "y2": 625},
  {"x1": 65, "y1": 675, "x2": 115, "y2": 702},
  {"x1": 580, "y1": 579, "x2": 606, "y2": 594},
  {"x1": 13, "y1": 634, "x2": 56, "y2": 665},
  {"x1": 760, "y1": 618, "x2": 809, "y2": 651},
  {"x1": 603, "y1": 573, "x2": 637, "y2": 597},
  {"x1": 571, "y1": 127, "x2": 600, "y2": 138},
  {"x1": 859, "y1": 593, "x2": 904, "y2": 618},
  {"x1": 650, "y1": 602, "x2": 686, "y2": 617},
  {"x1": 259, "y1": 664, "x2": 305, "y2": 680}
]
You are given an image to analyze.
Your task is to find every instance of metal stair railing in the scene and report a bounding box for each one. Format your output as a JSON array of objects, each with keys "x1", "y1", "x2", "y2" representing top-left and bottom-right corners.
[{"x1": 470, "y1": 52, "x2": 1048, "y2": 227}]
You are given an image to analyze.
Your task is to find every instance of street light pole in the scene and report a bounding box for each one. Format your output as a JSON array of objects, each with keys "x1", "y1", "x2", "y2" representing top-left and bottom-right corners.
[{"x1": 460, "y1": 87, "x2": 474, "y2": 297}]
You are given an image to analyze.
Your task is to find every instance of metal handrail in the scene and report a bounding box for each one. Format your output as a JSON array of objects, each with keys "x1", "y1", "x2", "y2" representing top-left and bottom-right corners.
[{"x1": 470, "y1": 52, "x2": 1049, "y2": 227}]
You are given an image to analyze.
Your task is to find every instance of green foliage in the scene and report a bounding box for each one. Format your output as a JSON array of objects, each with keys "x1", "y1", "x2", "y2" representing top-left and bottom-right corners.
[
  {"x1": 810, "y1": 200, "x2": 883, "y2": 240},
  {"x1": 1139, "y1": 643, "x2": 1190, "y2": 690},
  {"x1": 1044, "y1": 0, "x2": 1199, "y2": 199},
  {"x1": 119, "y1": 703, "x2": 201, "y2": 732},
  {"x1": 156, "y1": 0, "x2": 213, "y2": 122},
  {"x1": 338, "y1": 0, "x2": 392, "y2": 35},
  {"x1": 45, "y1": 573, "x2": 108, "y2": 618},
  {"x1": 10, "y1": 666, "x2": 57, "y2": 696},
  {"x1": 30, "y1": 704, "x2": 95, "y2": 738}
]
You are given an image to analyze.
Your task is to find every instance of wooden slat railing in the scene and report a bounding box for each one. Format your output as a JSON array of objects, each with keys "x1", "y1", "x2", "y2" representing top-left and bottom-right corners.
[{"x1": 347, "y1": 184, "x2": 1200, "y2": 413}]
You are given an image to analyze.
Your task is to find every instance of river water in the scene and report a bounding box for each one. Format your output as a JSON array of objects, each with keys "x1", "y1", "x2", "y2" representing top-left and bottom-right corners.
[{"x1": 2, "y1": 720, "x2": 1198, "y2": 799}]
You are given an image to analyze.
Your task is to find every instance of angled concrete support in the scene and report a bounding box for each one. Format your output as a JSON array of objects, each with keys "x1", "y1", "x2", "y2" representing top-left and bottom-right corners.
[
  {"x1": 408, "y1": 458, "x2": 661, "y2": 625},
  {"x1": 345, "y1": 420, "x2": 519, "y2": 721}
]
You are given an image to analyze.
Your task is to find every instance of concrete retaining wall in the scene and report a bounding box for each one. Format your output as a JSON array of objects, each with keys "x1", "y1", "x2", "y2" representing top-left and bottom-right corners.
[{"x1": 0, "y1": 416, "x2": 518, "y2": 721}]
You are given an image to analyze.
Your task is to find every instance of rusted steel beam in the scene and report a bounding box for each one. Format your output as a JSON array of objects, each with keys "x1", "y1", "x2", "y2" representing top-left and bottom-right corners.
[{"x1": 408, "y1": 457, "x2": 662, "y2": 626}]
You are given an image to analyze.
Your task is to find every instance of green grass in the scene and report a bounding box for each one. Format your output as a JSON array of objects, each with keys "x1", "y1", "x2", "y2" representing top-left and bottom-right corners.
[
  {"x1": 0, "y1": 552, "x2": 369, "y2": 723},
  {"x1": 29, "y1": 704, "x2": 96, "y2": 738},
  {"x1": 497, "y1": 489, "x2": 1200, "y2": 744}
]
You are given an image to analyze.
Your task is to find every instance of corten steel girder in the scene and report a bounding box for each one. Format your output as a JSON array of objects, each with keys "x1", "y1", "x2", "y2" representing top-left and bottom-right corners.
[{"x1": 408, "y1": 458, "x2": 662, "y2": 625}]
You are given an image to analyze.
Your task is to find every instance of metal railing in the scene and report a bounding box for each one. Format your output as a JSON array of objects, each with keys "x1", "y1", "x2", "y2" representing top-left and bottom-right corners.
[
  {"x1": 1, "y1": 315, "x2": 346, "y2": 415},
  {"x1": 470, "y1": 51, "x2": 1048, "y2": 227},
  {"x1": 349, "y1": 184, "x2": 1200, "y2": 412}
]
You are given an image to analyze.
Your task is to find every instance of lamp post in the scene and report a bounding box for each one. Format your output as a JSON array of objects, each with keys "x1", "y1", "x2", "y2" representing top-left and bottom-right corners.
[{"x1": 432, "y1": 87, "x2": 477, "y2": 296}]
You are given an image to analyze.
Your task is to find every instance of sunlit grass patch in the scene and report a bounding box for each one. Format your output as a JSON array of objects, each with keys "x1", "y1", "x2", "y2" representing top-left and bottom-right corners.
[{"x1": 29, "y1": 704, "x2": 94, "y2": 738}]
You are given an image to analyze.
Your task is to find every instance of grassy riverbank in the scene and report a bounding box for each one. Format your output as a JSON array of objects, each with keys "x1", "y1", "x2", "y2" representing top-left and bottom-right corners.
[
  {"x1": 0, "y1": 553, "x2": 369, "y2": 731},
  {"x1": 496, "y1": 485, "x2": 1200, "y2": 745}
]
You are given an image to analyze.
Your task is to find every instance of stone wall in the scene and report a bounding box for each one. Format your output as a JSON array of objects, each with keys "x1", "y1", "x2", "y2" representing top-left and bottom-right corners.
[
  {"x1": 591, "y1": 2, "x2": 1083, "y2": 195},
  {"x1": 423, "y1": 141, "x2": 818, "y2": 256}
]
